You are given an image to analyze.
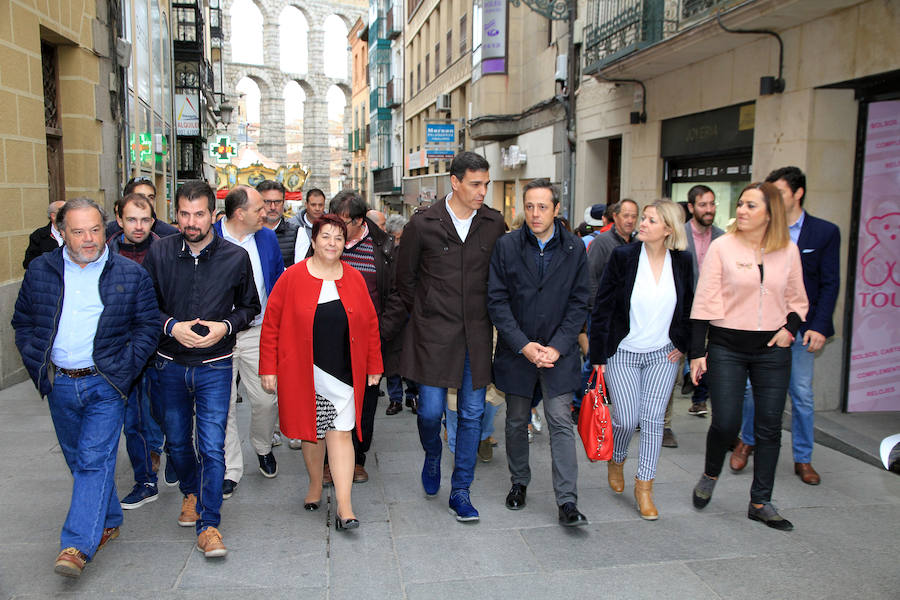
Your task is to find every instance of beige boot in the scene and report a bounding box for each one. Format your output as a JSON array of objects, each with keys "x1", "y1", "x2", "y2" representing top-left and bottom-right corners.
[
  {"x1": 607, "y1": 460, "x2": 625, "y2": 493},
  {"x1": 634, "y1": 478, "x2": 658, "y2": 520}
]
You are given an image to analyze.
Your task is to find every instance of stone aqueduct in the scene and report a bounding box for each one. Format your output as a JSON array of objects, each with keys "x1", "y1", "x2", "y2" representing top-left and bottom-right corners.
[{"x1": 220, "y1": 0, "x2": 366, "y2": 195}]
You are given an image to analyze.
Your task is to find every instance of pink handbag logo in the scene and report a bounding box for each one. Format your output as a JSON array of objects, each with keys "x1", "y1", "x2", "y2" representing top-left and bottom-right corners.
[{"x1": 861, "y1": 212, "x2": 900, "y2": 287}]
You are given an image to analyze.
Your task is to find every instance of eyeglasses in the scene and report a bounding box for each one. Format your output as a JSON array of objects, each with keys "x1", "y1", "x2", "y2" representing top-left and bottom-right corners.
[
  {"x1": 263, "y1": 199, "x2": 284, "y2": 206},
  {"x1": 127, "y1": 176, "x2": 153, "y2": 185}
]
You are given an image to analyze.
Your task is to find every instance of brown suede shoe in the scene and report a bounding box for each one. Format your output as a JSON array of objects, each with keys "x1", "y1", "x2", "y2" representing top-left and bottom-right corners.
[
  {"x1": 150, "y1": 451, "x2": 161, "y2": 474},
  {"x1": 54, "y1": 547, "x2": 87, "y2": 578},
  {"x1": 353, "y1": 464, "x2": 369, "y2": 483},
  {"x1": 730, "y1": 441, "x2": 754, "y2": 472},
  {"x1": 795, "y1": 462, "x2": 821, "y2": 485},
  {"x1": 178, "y1": 493, "x2": 199, "y2": 527},
  {"x1": 96, "y1": 526, "x2": 120, "y2": 552},
  {"x1": 196, "y1": 526, "x2": 227, "y2": 558}
]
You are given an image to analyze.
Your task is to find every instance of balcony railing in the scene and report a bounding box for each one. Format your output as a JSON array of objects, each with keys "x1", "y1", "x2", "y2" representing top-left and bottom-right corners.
[
  {"x1": 386, "y1": 77, "x2": 403, "y2": 108},
  {"x1": 386, "y1": 2, "x2": 401, "y2": 39},
  {"x1": 584, "y1": 0, "x2": 739, "y2": 72},
  {"x1": 373, "y1": 165, "x2": 402, "y2": 194}
]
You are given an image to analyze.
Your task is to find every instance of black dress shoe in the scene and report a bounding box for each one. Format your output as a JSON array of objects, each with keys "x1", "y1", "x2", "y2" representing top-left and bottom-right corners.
[
  {"x1": 258, "y1": 452, "x2": 277, "y2": 478},
  {"x1": 386, "y1": 401, "x2": 403, "y2": 415},
  {"x1": 335, "y1": 516, "x2": 359, "y2": 531},
  {"x1": 407, "y1": 398, "x2": 418, "y2": 414},
  {"x1": 505, "y1": 483, "x2": 527, "y2": 510},
  {"x1": 558, "y1": 502, "x2": 588, "y2": 527},
  {"x1": 304, "y1": 501, "x2": 320, "y2": 511}
]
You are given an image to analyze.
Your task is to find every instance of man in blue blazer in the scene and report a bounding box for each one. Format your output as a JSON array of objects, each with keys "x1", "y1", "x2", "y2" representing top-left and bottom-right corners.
[
  {"x1": 215, "y1": 186, "x2": 285, "y2": 497},
  {"x1": 766, "y1": 167, "x2": 840, "y2": 484}
]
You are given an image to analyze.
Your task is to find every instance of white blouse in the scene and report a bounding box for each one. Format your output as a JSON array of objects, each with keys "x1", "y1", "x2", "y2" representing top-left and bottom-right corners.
[{"x1": 619, "y1": 245, "x2": 677, "y2": 353}]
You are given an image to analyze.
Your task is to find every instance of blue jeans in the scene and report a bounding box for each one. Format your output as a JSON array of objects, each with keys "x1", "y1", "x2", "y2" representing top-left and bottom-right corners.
[
  {"x1": 446, "y1": 400, "x2": 500, "y2": 453},
  {"x1": 417, "y1": 353, "x2": 485, "y2": 492},
  {"x1": 123, "y1": 370, "x2": 163, "y2": 485},
  {"x1": 739, "y1": 335, "x2": 816, "y2": 462},
  {"x1": 48, "y1": 373, "x2": 125, "y2": 558},
  {"x1": 386, "y1": 375, "x2": 418, "y2": 402},
  {"x1": 152, "y1": 357, "x2": 231, "y2": 533}
]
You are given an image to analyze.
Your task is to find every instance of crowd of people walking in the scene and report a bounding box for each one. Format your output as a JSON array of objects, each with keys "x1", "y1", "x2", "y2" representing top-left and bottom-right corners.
[{"x1": 13, "y1": 152, "x2": 839, "y2": 578}]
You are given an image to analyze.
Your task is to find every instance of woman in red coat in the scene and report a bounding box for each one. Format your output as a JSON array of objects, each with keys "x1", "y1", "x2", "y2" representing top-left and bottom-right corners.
[{"x1": 260, "y1": 214, "x2": 383, "y2": 530}]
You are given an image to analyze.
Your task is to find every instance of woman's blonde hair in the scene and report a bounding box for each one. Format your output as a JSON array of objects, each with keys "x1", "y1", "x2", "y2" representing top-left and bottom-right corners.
[
  {"x1": 645, "y1": 199, "x2": 687, "y2": 251},
  {"x1": 727, "y1": 182, "x2": 789, "y2": 253}
]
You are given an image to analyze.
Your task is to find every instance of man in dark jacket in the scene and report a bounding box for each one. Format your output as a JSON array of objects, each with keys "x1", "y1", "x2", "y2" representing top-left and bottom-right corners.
[
  {"x1": 22, "y1": 199, "x2": 65, "y2": 268},
  {"x1": 381, "y1": 151, "x2": 506, "y2": 522},
  {"x1": 488, "y1": 179, "x2": 590, "y2": 527},
  {"x1": 329, "y1": 191, "x2": 394, "y2": 483},
  {"x1": 107, "y1": 192, "x2": 166, "y2": 510},
  {"x1": 258, "y1": 179, "x2": 301, "y2": 267},
  {"x1": 12, "y1": 197, "x2": 159, "y2": 578},
  {"x1": 142, "y1": 180, "x2": 261, "y2": 559},
  {"x1": 289, "y1": 187, "x2": 327, "y2": 258}
]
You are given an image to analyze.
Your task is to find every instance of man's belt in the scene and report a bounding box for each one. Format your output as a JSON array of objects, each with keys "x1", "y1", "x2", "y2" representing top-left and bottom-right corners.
[{"x1": 55, "y1": 365, "x2": 98, "y2": 378}]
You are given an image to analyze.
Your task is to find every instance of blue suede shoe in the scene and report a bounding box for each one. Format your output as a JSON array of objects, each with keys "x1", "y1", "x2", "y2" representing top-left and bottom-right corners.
[
  {"x1": 121, "y1": 482, "x2": 159, "y2": 509},
  {"x1": 422, "y1": 454, "x2": 441, "y2": 496},
  {"x1": 448, "y1": 489, "x2": 480, "y2": 522}
]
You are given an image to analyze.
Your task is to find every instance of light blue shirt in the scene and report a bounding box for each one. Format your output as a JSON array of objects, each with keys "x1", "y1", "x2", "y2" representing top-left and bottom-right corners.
[
  {"x1": 221, "y1": 219, "x2": 267, "y2": 326},
  {"x1": 51, "y1": 245, "x2": 109, "y2": 369},
  {"x1": 789, "y1": 210, "x2": 805, "y2": 246}
]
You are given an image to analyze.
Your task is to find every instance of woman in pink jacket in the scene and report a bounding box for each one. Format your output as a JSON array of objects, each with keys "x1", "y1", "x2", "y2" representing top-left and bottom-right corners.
[{"x1": 689, "y1": 182, "x2": 808, "y2": 530}]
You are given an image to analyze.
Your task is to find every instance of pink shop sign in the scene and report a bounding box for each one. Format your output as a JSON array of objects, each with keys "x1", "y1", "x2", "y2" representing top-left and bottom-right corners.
[{"x1": 847, "y1": 99, "x2": 900, "y2": 411}]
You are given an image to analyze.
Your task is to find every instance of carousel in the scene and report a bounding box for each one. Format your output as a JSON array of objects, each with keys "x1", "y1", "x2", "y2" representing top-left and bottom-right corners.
[{"x1": 212, "y1": 143, "x2": 309, "y2": 208}]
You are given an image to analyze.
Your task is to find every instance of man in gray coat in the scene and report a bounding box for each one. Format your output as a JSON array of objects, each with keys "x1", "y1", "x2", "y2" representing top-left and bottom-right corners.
[{"x1": 586, "y1": 199, "x2": 638, "y2": 306}]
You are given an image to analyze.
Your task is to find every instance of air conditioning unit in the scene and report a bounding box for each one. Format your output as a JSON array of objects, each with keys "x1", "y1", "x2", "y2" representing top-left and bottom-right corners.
[{"x1": 436, "y1": 93, "x2": 451, "y2": 112}]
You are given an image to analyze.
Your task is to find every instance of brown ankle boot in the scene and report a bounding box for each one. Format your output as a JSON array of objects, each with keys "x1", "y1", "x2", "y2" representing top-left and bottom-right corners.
[
  {"x1": 607, "y1": 460, "x2": 625, "y2": 493},
  {"x1": 634, "y1": 478, "x2": 658, "y2": 520}
]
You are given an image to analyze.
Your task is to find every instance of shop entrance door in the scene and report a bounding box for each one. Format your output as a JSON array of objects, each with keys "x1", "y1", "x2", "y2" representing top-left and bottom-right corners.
[{"x1": 664, "y1": 154, "x2": 753, "y2": 230}]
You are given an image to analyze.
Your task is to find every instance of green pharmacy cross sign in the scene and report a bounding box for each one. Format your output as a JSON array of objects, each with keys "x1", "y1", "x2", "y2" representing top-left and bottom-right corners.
[
  {"x1": 209, "y1": 136, "x2": 237, "y2": 163},
  {"x1": 129, "y1": 132, "x2": 153, "y2": 163}
]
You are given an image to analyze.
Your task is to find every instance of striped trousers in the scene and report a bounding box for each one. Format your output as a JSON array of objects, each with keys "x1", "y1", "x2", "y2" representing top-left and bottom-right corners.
[{"x1": 605, "y1": 344, "x2": 679, "y2": 481}]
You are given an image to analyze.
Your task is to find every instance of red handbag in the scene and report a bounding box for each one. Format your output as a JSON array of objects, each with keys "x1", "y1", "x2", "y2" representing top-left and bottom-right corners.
[{"x1": 578, "y1": 367, "x2": 614, "y2": 462}]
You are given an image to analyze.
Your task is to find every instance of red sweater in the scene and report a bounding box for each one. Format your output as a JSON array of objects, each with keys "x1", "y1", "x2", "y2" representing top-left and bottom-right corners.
[{"x1": 259, "y1": 260, "x2": 383, "y2": 441}]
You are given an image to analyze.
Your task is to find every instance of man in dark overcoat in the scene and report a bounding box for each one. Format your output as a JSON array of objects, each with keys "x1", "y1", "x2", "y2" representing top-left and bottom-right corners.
[
  {"x1": 382, "y1": 152, "x2": 506, "y2": 522},
  {"x1": 488, "y1": 178, "x2": 590, "y2": 527}
]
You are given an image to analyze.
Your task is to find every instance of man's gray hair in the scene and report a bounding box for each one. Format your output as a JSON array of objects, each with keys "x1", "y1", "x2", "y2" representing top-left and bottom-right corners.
[
  {"x1": 385, "y1": 214, "x2": 408, "y2": 235},
  {"x1": 56, "y1": 197, "x2": 107, "y2": 231}
]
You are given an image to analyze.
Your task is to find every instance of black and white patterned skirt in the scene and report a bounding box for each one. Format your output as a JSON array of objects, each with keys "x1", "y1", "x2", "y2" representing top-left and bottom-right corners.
[{"x1": 315, "y1": 394, "x2": 339, "y2": 439}]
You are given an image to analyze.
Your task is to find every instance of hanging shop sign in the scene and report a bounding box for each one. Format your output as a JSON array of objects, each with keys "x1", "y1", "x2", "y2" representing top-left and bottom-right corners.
[{"x1": 175, "y1": 94, "x2": 200, "y2": 136}]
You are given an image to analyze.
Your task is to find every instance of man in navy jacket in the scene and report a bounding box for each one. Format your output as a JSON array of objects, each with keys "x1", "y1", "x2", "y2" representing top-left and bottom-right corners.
[
  {"x1": 214, "y1": 186, "x2": 284, "y2": 496},
  {"x1": 142, "y1": 181, "x2": 261, "y2": 558},
  {"x1": 767, "y1": 166, "x2": 840, "y2": 485},
  {"x1": 12, "y1": 197, "x2": 159, "y2": 578},
  {"x1": 488, "y1": 179, "x2": 591, "y2": 527},
  {"x1": 737, "y1": 167, "x2": 840, "y2": 485}
]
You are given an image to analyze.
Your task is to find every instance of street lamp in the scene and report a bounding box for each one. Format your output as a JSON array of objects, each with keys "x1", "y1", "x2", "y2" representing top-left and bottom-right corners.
[{"x1": 216, "y1": 100, "x2": 234, "y2": 127}]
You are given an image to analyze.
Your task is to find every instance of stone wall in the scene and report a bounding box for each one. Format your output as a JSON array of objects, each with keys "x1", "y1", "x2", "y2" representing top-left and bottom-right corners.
[{"x1": 221, "y1": 0, "x2": 366, "y2": 196}]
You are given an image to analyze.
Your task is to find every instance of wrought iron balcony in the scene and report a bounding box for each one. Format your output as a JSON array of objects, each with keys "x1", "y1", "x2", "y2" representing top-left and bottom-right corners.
[
  {"x1": 373, "y1": 165, "x2": 402, "y2": 194},
  {"x1": 584, "y1": 0, "x2": 740, "y2": 73},
  {"x1": 386, "y1": 78, "x2": 403, "y2": 108},
  {"x1": 386, "y1": 2, "x2": 401, "y2": 39}
]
